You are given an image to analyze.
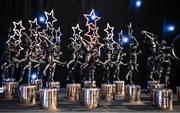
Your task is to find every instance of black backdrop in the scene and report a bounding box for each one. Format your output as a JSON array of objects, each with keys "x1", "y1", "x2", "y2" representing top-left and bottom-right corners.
[{"x1": 0, "y1": 0, "x2": 179, "y2": 90}]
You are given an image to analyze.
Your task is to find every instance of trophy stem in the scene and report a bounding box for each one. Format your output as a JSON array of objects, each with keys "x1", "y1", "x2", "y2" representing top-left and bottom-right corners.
[{"x1": 177, "y1": 86, "x2": 180, "y2": 104}]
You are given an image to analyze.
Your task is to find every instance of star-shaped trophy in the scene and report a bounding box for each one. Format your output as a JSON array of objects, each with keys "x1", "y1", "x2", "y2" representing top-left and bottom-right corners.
[
  {"x1": 85, "y1": 26, "x2": 100, "y2": 43},
  {"x1": 28, "y1": 18, "x2": 40, "y2": 35},
  {"x1": 13, "y1": 20, "x2": 25, "y2": 36},
  {"x1": 104, "y1": 23, "x2": 114, "y2": 39},
  {"x1": 83, "y1": 9, "x2": 101, "y2": 28},
  {"x1": 45, "y1": 9, "x2": 57, "y2": 27},
  {"x1": 72, "y1": 23, "x2": 83, "y2": 37}
]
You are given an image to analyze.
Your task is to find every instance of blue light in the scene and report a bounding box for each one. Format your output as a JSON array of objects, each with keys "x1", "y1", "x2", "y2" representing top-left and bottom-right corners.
[
  {"x1": 91, "y1": 15, "x2": 96, "y2": 20},
  {"x1": 167, "y1": 25, "x2": 175, "y2": 32},
  {"x1": 38, "y1": 15, "x2": 45, "y2": 23},
  {"x1": 31, "y1": 73, "x2": 37, "y2": 80},
  {"x1": 135, "y1": 0, "x2": 142, "y2": 8},
  {"x1": 122, "y1": 36, "x2": 130, "y2": 43}
]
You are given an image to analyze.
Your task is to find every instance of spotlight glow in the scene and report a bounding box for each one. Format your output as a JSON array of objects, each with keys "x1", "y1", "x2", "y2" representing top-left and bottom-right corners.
[
  {"x1": 122, "y1": 36, "x2": 129, "y2": 43},
  {"x1": 91, "y1": 15, "x2": 96, "y2": 20},
  {"x1": 39, "y1": 16, "x2": 45, "y2": 23},
  {"x1": 135, "y1": 0, "x2": 142, "y2": 7},
  {"x1": 167, "y1": 25, "x2": 175, "y2": 31},
  {"x1": 31, "y1": 73, "x2": 37, "y2": 80}
]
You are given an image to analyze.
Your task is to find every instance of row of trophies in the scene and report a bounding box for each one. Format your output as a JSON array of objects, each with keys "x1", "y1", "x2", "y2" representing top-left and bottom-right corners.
[{"x1": 1, "y1": 9, "x2": 180, "y2": 111}]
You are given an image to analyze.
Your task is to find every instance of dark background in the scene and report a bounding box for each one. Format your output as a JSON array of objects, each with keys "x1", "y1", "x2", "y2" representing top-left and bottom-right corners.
[{"x1": 0, "y1": 0, "x2": 179, "y2": 90}]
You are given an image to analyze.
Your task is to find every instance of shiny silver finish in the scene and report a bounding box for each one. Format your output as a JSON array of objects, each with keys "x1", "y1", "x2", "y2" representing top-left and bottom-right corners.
[
  {"x1": 84, "y1": 81, "x2": 96, "y2": 88},
  {"x1": 66, "y1": 84, "x2": 81, "y2": 101},
  {"x1": 46, "y1": 82, "x2": 60, "y2": 90},
  {"x1": 40, "y1": 88, "x2": 58, "y2": 111},
  {"x1": 101, "y1": 84, "x2": 114, "y2": 101},
  {"x1": 82, "y1": 88, "x2": 100, "y2": 109},
  {"x1": 152, "y1": 84, "x2": 164, "y2": 105},
  {"x1": 113, "y1": 81, "x2": 125, "y2": 96},
  {"x1": 125, "y1": 84, "x2": 141, "y2": 103},
  {"x1": 3, "y1": 81, "x2": 18, "y2": 99},
  {"x1": 154, "y1": 88, "x2": 173, "y2": 111},
  {"x1": 177, "y1": 86, "x2": 180, "y2": 104},
  {"x1": 18, "y1": 85, "x2": 38, "y2": 105}
]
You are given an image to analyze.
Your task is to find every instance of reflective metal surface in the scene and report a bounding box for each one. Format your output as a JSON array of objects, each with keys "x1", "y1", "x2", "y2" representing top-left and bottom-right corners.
[
  {"x1": 31, "y1": 79, "x2": 42, "y2": 91},
  {"x1": 113, "y1": 81, "x2": 125, "y2": 96},
  {"x1": 101, "y1": 84, "x2": 114, "y2": 101},
  {"x1": 147, "y1": 80, "x2": 160, "y2": 92},
  {"x1": 18, "y1": 85, "x2": 38, "y2": 105},
  {"x1": 3, "y1": 81, "x2": 18, "y2": 99},
  {"x1": 82, "y1": 88, "x2": 100, "y2": 109},
  {"x1": 66, "y1": 83, "x2": 81, "y2": 101},
  {"x1": 40, "y1": 88, "x2": 58, "y2": 111},
  {"x1": 46, "y1": 82, "x2": 60, "y2": 90},
  {"x1": 84, "y1": 81, "x2": 96, "y2": 88},
  {"x1": 125, "y1": 84, "x2": 141, "y2": 103},
  {"x1": 154, "y1": 88, "x2": 173, "y2": 111},
  {"x1": 177, "y1": 86, "x2": 180, "y2": 104},
  {"x1": 152, "y1": 84, "x2": 164, "y2": 105}
]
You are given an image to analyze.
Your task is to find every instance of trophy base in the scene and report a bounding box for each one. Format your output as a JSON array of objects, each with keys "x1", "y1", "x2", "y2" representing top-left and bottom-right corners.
[
  {"x1": 18, "y1": 85, "x2": 38, "y2": 105},
  {"x1": 154, "y1": 88, "x2": 173, "y2": 111},
  {"x1": 113, "y1": 81, "x2": 125, "y2": 97},
  {"x1": 176, "y1": 86, "x2": 180, "y2": 104},
  {"x1": 40, "y1": 88, "x2": 58, "y2": 111},
  {"x1": 3, "y1": 81, "x2": 19, "y2": 99},
  {"x1": 125, "y1": 84, "x2": 141, "y2": 103},
  {"x1": 66, "y1": 83, "x2": 81, "y2": 102},
  {"x1": 46, "y1": 81, "x2": 60, "y2": 90},
  {"x1": 101, "y1": 84, "x2": 115, "y2": 101},
  {"x1": 152, "y1": 83, "x2": 165, "y2": 105},
  {"x1": 84, "y1": 81, "x2": 96, "y2": 88},
  {"x1": 82, "y1": 88, "x2": 100, "y2": 109}
]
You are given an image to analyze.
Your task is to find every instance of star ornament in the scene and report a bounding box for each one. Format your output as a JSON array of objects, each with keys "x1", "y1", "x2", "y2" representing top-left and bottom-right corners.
[
  {"x1": 28, "y1": 18, "x2": 40, "y2": 34},
  {"x1": 72, "y1": 23, "x2": 83, "y2": 37},
  {"x1": 83, "y1": 9, "x2": 101, "y2": 27},
  {"x1": 44, "y1": 9, "x2": 57, "y2": 27},
  {"x1": 104, "y1": 23, "x2": 114, "y2": 39},
  {"x1": 13, "y1": 20, "x2": 25, "y2": 36},
  {"x1": 85, "y1": 26, "x2": 100, "y2": 42}
]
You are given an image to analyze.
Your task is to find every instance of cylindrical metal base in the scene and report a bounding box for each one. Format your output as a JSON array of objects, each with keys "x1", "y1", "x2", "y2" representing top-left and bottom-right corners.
[
  {"x1": 113, "y1": 81, "x2": 125, "y2": 96},
  {"x1": 177, "y1": 86, "x2": 180, "y2": 104},
  {"x1": 18, "y1": 85, "x2": 38, "y2": 105},
  {"x1": 40, "y1": 88, "x2": 58, "y2": 111},
  {"x1": 125, "y1": 84, "x2": 141, "y2": 103},
  {"x1": 82, "y1": 88, "x2": 100, "y2": 109},
  {"x1": 3, "y1": 81, "x2": 18, "y2": 99},
  {"x1": 66, "y1": 84, "x2": 81, "y2": 101},
  {"x1": 46, "y1": 82, "x2": 60, "y2": 90},
  {"x1": 101, "y1": 84, "x2": 114, "y2": 101},
  {"x1": 152, "y1": 84, "x2": 165, "y2": 105},
  {"x1": 84, "y1": 81, "x2": 96, "y2": 88},
  {"x1": 154, "y1": 88, "x2": 173, "y2": 111}
]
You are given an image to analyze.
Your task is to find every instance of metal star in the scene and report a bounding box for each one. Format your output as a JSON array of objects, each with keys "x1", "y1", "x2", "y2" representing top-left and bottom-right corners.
[
  {"x1": 72, "y1": 23, "x2": 83, "y2": 37},
  {"x1": 29, "y1": 33, "x2": 38, "y2": 44},
  {"x1": 15, "y1": 41, "x2": 24, "y2": 54},
  {"x1": 44, "y1": 9, "x2": 57, "y2": 27},
  {"x1": 55, "y1": 27, "x2": 62, "y2": 38},
  {"x1": 13, "y1": 20, "x2": 25, "y2": 36},
  {"x1": 83, "y1": 9, "x2": 101, "y2": 27},
  {"x1": 28, "y1": 18, "x2": 40, "y2": 34},
  {"x1": 44, "y1": 26, "x2": 54, "y2": 38},
  {"x1": 104, "y1": 23, "x2": 114, "y2": 39},
  {"x1": 85, "y1": 26, "x2": 100, "y2": 42}
]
